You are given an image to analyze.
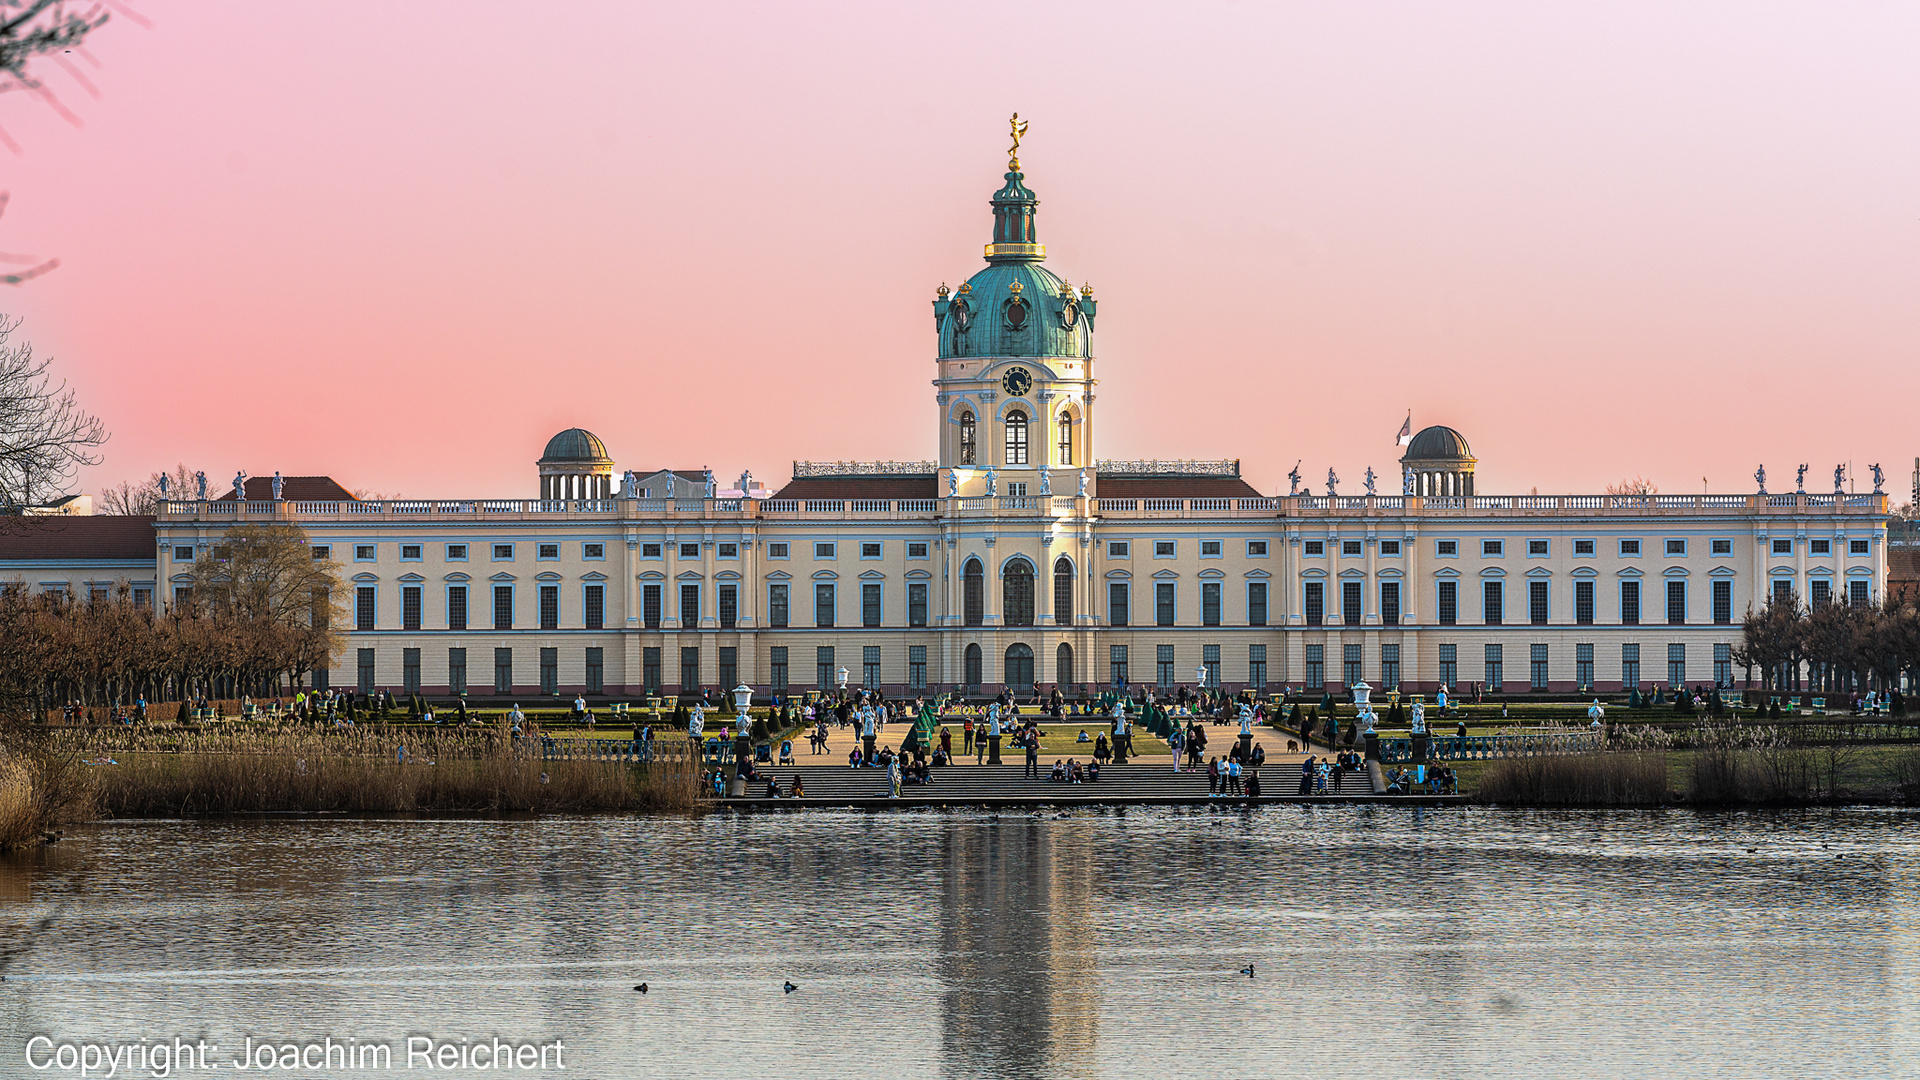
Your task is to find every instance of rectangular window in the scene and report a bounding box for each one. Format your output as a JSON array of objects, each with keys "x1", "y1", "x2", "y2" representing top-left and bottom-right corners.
[
  {"x1": 643, "y1": 647, "x2": 661, "y2": 696},
  {"x1": 718, "y1": 584, "x2": 737, "y2": 629},
  {"x1": 815, "y1": 583, "x2": 835, "y2": 627},
  {"x1": 1666, "y1": 539, "x2": 1687, "y2": 556},
  {"x1": 357, "y1": 648, "x2": 375, "y2": 694},
  {"x1": 1201, "y1": 582, "x2": 1221, "y2": 626},
  {"x1": 1201, "y1": 540, "x2": 1222, "y2": 557},
  {"x1": 1851, "y1": 539, "x2": 1871, "y2": 556},
  {"x1": 863, "y1": 644, "x2": 881, "y2": 688},
  {"x1": 1528, "y1": 539, "x2": 1549, "y2": 556},
  {"x1": 540, "y1": 647, "x2": 558, "y2": 695},
  {"x1": 1343, "y1": 643, "x2": 1362, "y2": 688},
  {"x1": 1156, "y1": 582, "x2": 1175, "y2": 626},
  {"x1": 1436, "y1": 540, "x2": 1457, "y2": 557},
  {"x1": 768, "y1": 584, "x2": 788, "y2": 628},
  {"x1": 1574, "y1": 539, "x2": 1595, "y2": 556},
  {"x1": 1379, "y1": 540, "x2": 1401, "y2": 556},
  {"x1": 861, "y1": 542, "x2": 882, "y2": 559},
  {"x1": 1247, "y1": 540, "x2": 1268, "y2": 557},
  {"x1": 587, "y1": 647, "x2": 604, "y2": 694},
  {"x1": 1342, "y1": 580, "x2": 1362, "y2": 625},
  {"x1": 1305, "y1": 644, "x2": 1325, "y2": 690},
  {"x1": 1668, "y1": 642, "x2": 1686, "y2": 688},
  {"x1": 1248, "y1": 582, "x2": 1268, "y2": 627},
  {"x1": 1483, "y1": 580, "x2": 1503, "y2": 625},
  {"x1": 908, "y1": 582, "x2": 928, "y2": 627},
  {"x1": 1305, "y1": 541, "x2": 1324, "y2": 556},
  {"x1": 445, "y1": 544, "x2": 466, "y2": 561},
  {"x1": 494, "y1": 647, "x2": 513, "y2": 694},
  {"x1": 767, "y1": 542, "x2": 788, "y2": 559},
  {"x1": 493, "y1": 544, "x2": 513, "y2": 561},
  {"x1": 356, "y1": 586, "x2": 375, "y2": 631},
  {"x1": 493, "y1": 585, "x2": 513, "y2": 629},
  {"x1": 1249, "y1": 644, "x2": 1267, "y2": 689},
  {"x1": 1811, "y1": 580, "x2": 1831, "y2": 608},
  {"x1": 1438, "y1": 643, "x2": 1457, "y2": 689},
  {"x1": 909, "y1": 645, "x2": 927, "y2": 691},
  {"x1": 814, "y1": 542, "x2": 836, "y2": 559},
  {"x1": 816, "y1": 646, "x2": 835, "y2": 691},
  {"x1": 1530, "y1": 643, "x2": 1549, "y2": 691},
  {"x1": 402, "y1": 585, "x2": 422, "y2": 631},
  {"x1": 401, "y1": 544, "x2": 422, "y2": 561},
  {"x1": 1342, "y1": 540, "x2": 1363, "y2": 557},
  {"x1": 1711, "y1": 539, "x2": 1732, "y2": 556},
  {"x1": 719, "y1": 646, "x2": 737, "y2": 692},
  {"x1": 311, "y1": 545, "x2": 331, "y2": 561},
  {"x1": 1850, "y1": 579, "x2": 1870, "y2": 607},
  {"x1": 1438, "y1": 580, "x2": 1456, "y2": 625},
  {"x1": 1108, "y1": 645, "x2": 1128, "y2": 687},
  {"x1": 1712, "y1": 580, "x2": 1731, "y2": 625},
  {"x1": 907, "y1": 541, "x2": 929, "y2": 558},
  {"x1": 1381, "y1": 643, "x2": 1400, "y2": 691},
  {"x1": 680, "y1": 583, "x2": 700, "y2": 627},
  {"x1": 1482, "y1": 539, "x2": 1503, "y2": 557},
  {"x1": 1155, "y1": 541, "x2": 1176, "y2": 558},
  {"x1": 1109, "y1": 541, "x2": 1130, "y2": 558},
  {"x1": 402, "y1": 647, "x2": 420, "y2": 694},
  {"x1": 642, "y1": 542, "x2": 663, "y2": 558},
  {"x1": 585, "y1": 584, "x2": 604, "y2": 630},
  {"x1": 1202, "y1": 643, "x2": 1221, "y2": 688},
  {"x1": 1485, "y1": 643, "x2": 1504, "y2": 692},
  {"x1": 353, "y1": 545, "x2": 374, "y2": 562},
  {"x1": 447, "y1": 585, "x2": 467, "y2": 631},
  {"x1": 1575, "y1": 580, "x2": 1594, "y2": 625},
  {"x1": 1529, "y1": 579, "x2": 1548, "y2": 625},
  {"x1": 448, "y1": 647, "x2": 467, "y2": 695},
  {"x1": 1305, "y1": 581, "x2": 1324, "y2": 626},
  {"x1": 538, "y1": 543, "x2": 560, "y2": 560},
  {"x1": 1575, "y1": 642, "x2": 1594, "y2": 690},
  {"x1": 862, "y1": 582, "x2": 882, "y2": 627},
  {"x1": 132, "y1": 587, "x2": 153, "y2": 610},
  {"x1": 1667, "y1": 580, "x2": 1686, "y2": 625},
  {"x1": 1156, "y1": 644, "x2": 1175, "y2": 688},
  {"x1": 540, "y1": 584, "x2": 559, "y2": 630},
  {"x1": 1772, "y1": 538, "x2": 1792, "y2": 555},
  {"x1": 1380, "y1": 581, "x2": 1400, "y2": 626},
  {"x1": 1109, "y1": 582, "x2": 1129, "y2": 626},
  {"x1": 681, "y1": 647, "x2": 700, "y2": 693},
  {"x1": 1714, "y1": 642, "x2": 1732, "y2": 687},
  {"x1": 584, "y1": 543, "x2": 605, "y2": 560},
  {"x1": 643, "y1": 583, "x2": 662, "y2": 629},
  {"x1": 1622, "y1": 643, "x2": 1640, "y2": 690},
  {"x1": 1620, "y1": 539, "x2": 1641, "y2": 556},
  {"x1": 1621, "y1": 580, "x2": 1640, "y2": 625},
  {"x1": 680, "y1": 542, "x2": 700, "y2": 559},
  {"x1": 1811, "y1": 539, "x2": 1831, "y2": 556},
  {"x1": 770, "y1": 647, "x2": 789, "y2": 694}
]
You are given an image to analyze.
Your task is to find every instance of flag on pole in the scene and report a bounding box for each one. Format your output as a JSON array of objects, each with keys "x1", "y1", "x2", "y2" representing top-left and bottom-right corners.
[{"x1": 1396, "y1": 413, "x2": 1413, "y2": 446}]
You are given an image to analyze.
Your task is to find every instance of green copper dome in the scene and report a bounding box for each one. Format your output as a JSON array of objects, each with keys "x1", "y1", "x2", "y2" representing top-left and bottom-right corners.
[{"x1": 931, "y1": 161, "x2": 1096, "y2": 360}]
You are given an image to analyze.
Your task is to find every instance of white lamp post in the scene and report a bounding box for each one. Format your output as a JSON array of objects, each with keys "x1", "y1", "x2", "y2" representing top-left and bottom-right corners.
[
  {"x1": 1195, "y1": 664, "x2": 1208, "y2": 690},
  {"x1": 732, "y1": 683, "x2": 753, "y2": 722},
  {"x1": 836, "y1": 666, "x2": 850, "y2": 692}
]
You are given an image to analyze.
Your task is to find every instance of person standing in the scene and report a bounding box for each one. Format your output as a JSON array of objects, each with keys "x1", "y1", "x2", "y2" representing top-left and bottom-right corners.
[
  {"x1": 1227, "y1": 756, "x2": 1243, "y2": 797},
  {"x1": 1207, "y1": 756, "x2": 1221, "y2": 796},
  {"x1": 1299, "y1": 755, "x2": 1314, "y2": 797},
  {"x1": 963, "y1": 716, "x2": 975, "y2": 754},
  {"x1": 1024, "y1": 730, "x2": 1040, "y2": 779}
]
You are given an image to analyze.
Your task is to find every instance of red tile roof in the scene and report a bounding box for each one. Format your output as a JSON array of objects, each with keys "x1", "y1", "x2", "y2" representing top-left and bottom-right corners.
[
  {"x1": 772, "y1": 476, "x2": 939, "y2": 501},
  {"x1": 1097, "y1": 475, "x2": 1265, "y2": 499},
  {"x1": 0, "y1": 516, "x2": 156, "y2": 561},
  {"x1": 217, "y1": 476, "x2": 356, "y2": 502}
]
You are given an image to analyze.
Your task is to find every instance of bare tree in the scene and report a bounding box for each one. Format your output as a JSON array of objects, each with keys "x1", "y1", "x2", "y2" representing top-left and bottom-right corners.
[
  {"x1": 99, "y1": 462, "x2": 199, "y2": 516},
  {"x1": 0, "y1": 316, "x2": 104, "y2": 511},
  {"x1": 186, "y1": 522, "x2": 343, "y2": 688},
  {"x1": 1605, "y1": 476, "x2": 1658, "y2": 496},
  {"x1": 0, "y1": 1, "x2": 116, "y2": 282}
]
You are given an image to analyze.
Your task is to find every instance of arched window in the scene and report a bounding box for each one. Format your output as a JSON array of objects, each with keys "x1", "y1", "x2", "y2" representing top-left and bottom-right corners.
[
  {"x1": 1003, "y1": 557, "x2": 1034, "y2": 627},
  {"x1": 959, "y1": 410, "x2": 976, "y2": 466},
  {"x1": 963, "y1": 643, "x2": 983, "y2": 694},
  {"x1": 963, "y1": 558, "x2": 984, "y2": 627},
  {"x1": 1053, "y1": 556, "x2": 1073, "y2": 625},
  {"x1": 1057, "y1": 412, "x2": 1073, "y2": 465},
  {"x1": 1005, "y1": 410, "x2": 1028, "y2": 466},
  {"x1": 1005, "y1": 643, "x2": 1034, "y2": 694},
  {"x1": 1056, "y1": 642, "x2": 1074, "y2": 689}
]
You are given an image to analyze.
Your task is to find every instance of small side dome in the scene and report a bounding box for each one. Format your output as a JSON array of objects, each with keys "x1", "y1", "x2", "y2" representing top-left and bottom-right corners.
[
  {"x1": 1403, "y1": 425, "x2": 1472, "y2": 461},
  {"x1": 540, "y1": 428, "x2": 611, "y2": 464}
]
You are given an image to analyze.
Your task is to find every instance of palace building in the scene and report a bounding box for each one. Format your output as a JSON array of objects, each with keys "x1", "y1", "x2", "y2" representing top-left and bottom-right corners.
[{"x1": 12, "y1": 136, "x2": 1892, "y2": 700}]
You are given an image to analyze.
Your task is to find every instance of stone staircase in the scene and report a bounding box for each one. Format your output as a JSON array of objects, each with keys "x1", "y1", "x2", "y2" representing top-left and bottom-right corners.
[{"x1": 718, "y1": 760, "x2": 1380, "y2": 805}]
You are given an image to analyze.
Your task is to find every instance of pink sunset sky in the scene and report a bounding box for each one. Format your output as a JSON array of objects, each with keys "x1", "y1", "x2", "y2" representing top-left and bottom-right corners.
[{"x1": 3, "y1": 1, "x2": 1917, "y2": 501}]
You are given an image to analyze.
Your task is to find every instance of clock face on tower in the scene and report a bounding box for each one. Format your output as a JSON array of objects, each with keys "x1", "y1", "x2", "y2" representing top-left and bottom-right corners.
[{"x1": 1001, "y1": 367, "x2": 1032, "y2": 397}]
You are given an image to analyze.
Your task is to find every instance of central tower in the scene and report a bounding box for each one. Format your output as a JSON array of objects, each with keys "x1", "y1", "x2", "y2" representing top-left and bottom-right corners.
[{"x1": 931, "y1": 117, "x2": 1098, "y2": 497}]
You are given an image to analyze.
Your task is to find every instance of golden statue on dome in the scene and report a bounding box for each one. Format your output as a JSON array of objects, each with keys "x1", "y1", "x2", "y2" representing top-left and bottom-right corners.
[{"x1": 1008, "y1": 112, "x2": 1029, "y2": 168}]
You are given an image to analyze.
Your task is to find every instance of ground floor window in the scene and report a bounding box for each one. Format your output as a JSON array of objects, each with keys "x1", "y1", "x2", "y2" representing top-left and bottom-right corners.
[
  {"x1": 1380, "y1": 643, "x2": 1398, "y2": 691},
  {"x1": 719, "y1": 646, "x2": 737, "y2": 692},
  {"x1": 909, "y1": 645, "x2": 926, "y2": 691},
  {"x1": 1109, "y1": 645, "x2": 1127, "y2": 688},
  {"x1": 1438, "y1": 643, "x2": 1457, "y2": 689},
  {"x1": 1714, "y1": 642, "x2": 1732, "y2": 688},
  {"x1": 358, "y1": 648, "x2": 375, "y2": 694},
  {"x1": 1484, "y1": 643, "x2": 1503, "y2": 692},
  {"x1": 1305, "y1": 644, "x2": 1324, "y2": 690},
  {"x1": 494, "y1": 647, "x2": 513, "y2": 694},
  {"x1": 541, "y1": 647, "x2": 559, "y2": 695},
  {"x1": 1249, "y1": 644, "x2": 1266, "y2": 689},
  {"x1": 770, "y1": 647, "x2": 788, "y2": 694},
  {"x1": 1156, "y1": 644, "x2": 1175, "y2": 688},
  {"x1": 643, "y1": 647, "x2": 661, "y2": 697},
  {"x1": 1668, "y1": 643, "x2": 1686, "y2": 688},
  {"x1": 1575, "y1": 643, "x2": 1593, "y2": 691},
  {"x1": 818, "y1": 646, "x2": 837, "y2": 691},
  {"x1": 586, "y1": 647, "x2": 604, "y2": 694},
  {"x1": 1530, "y1": 643, "x2": 1548, "y2": 691},
  {"x1": 1202, "y1": 643, "x2": 1220, "y2": 688},
  {"x1": 403, "y1": 647, "x2": 420, "y2": 694},
  {"x1": 1343, "y1": 644, "x2": 1362, "y2": 688},
  {"x1": 863, "y1": 645, "x2": 881, "y2": 688}
]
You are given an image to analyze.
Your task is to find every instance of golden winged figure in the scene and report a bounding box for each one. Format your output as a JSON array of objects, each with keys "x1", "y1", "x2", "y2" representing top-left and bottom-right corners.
[{"x1": 1008, "y1": 112, "x2": 1029, "y2": 163}]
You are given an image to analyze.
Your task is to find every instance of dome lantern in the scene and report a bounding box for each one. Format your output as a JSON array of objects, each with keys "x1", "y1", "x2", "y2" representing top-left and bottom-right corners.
[
  {"x1": 537, "y1": 428, "x2": 614, "y2": 502},
  {"x1": 1400, "y1": 425, "x2": 1477, "y2": 497}
]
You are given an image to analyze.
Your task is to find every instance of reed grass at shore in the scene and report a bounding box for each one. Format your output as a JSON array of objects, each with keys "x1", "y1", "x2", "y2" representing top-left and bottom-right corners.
[{"x1": 1472, "y1": 752, "x2": 1672, "y2": 807}]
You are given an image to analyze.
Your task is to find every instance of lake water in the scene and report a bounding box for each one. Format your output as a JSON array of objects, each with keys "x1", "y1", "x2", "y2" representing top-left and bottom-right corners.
[{"x1": 2, "y1": 807, "x2": 1917, "y2": 1079}]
